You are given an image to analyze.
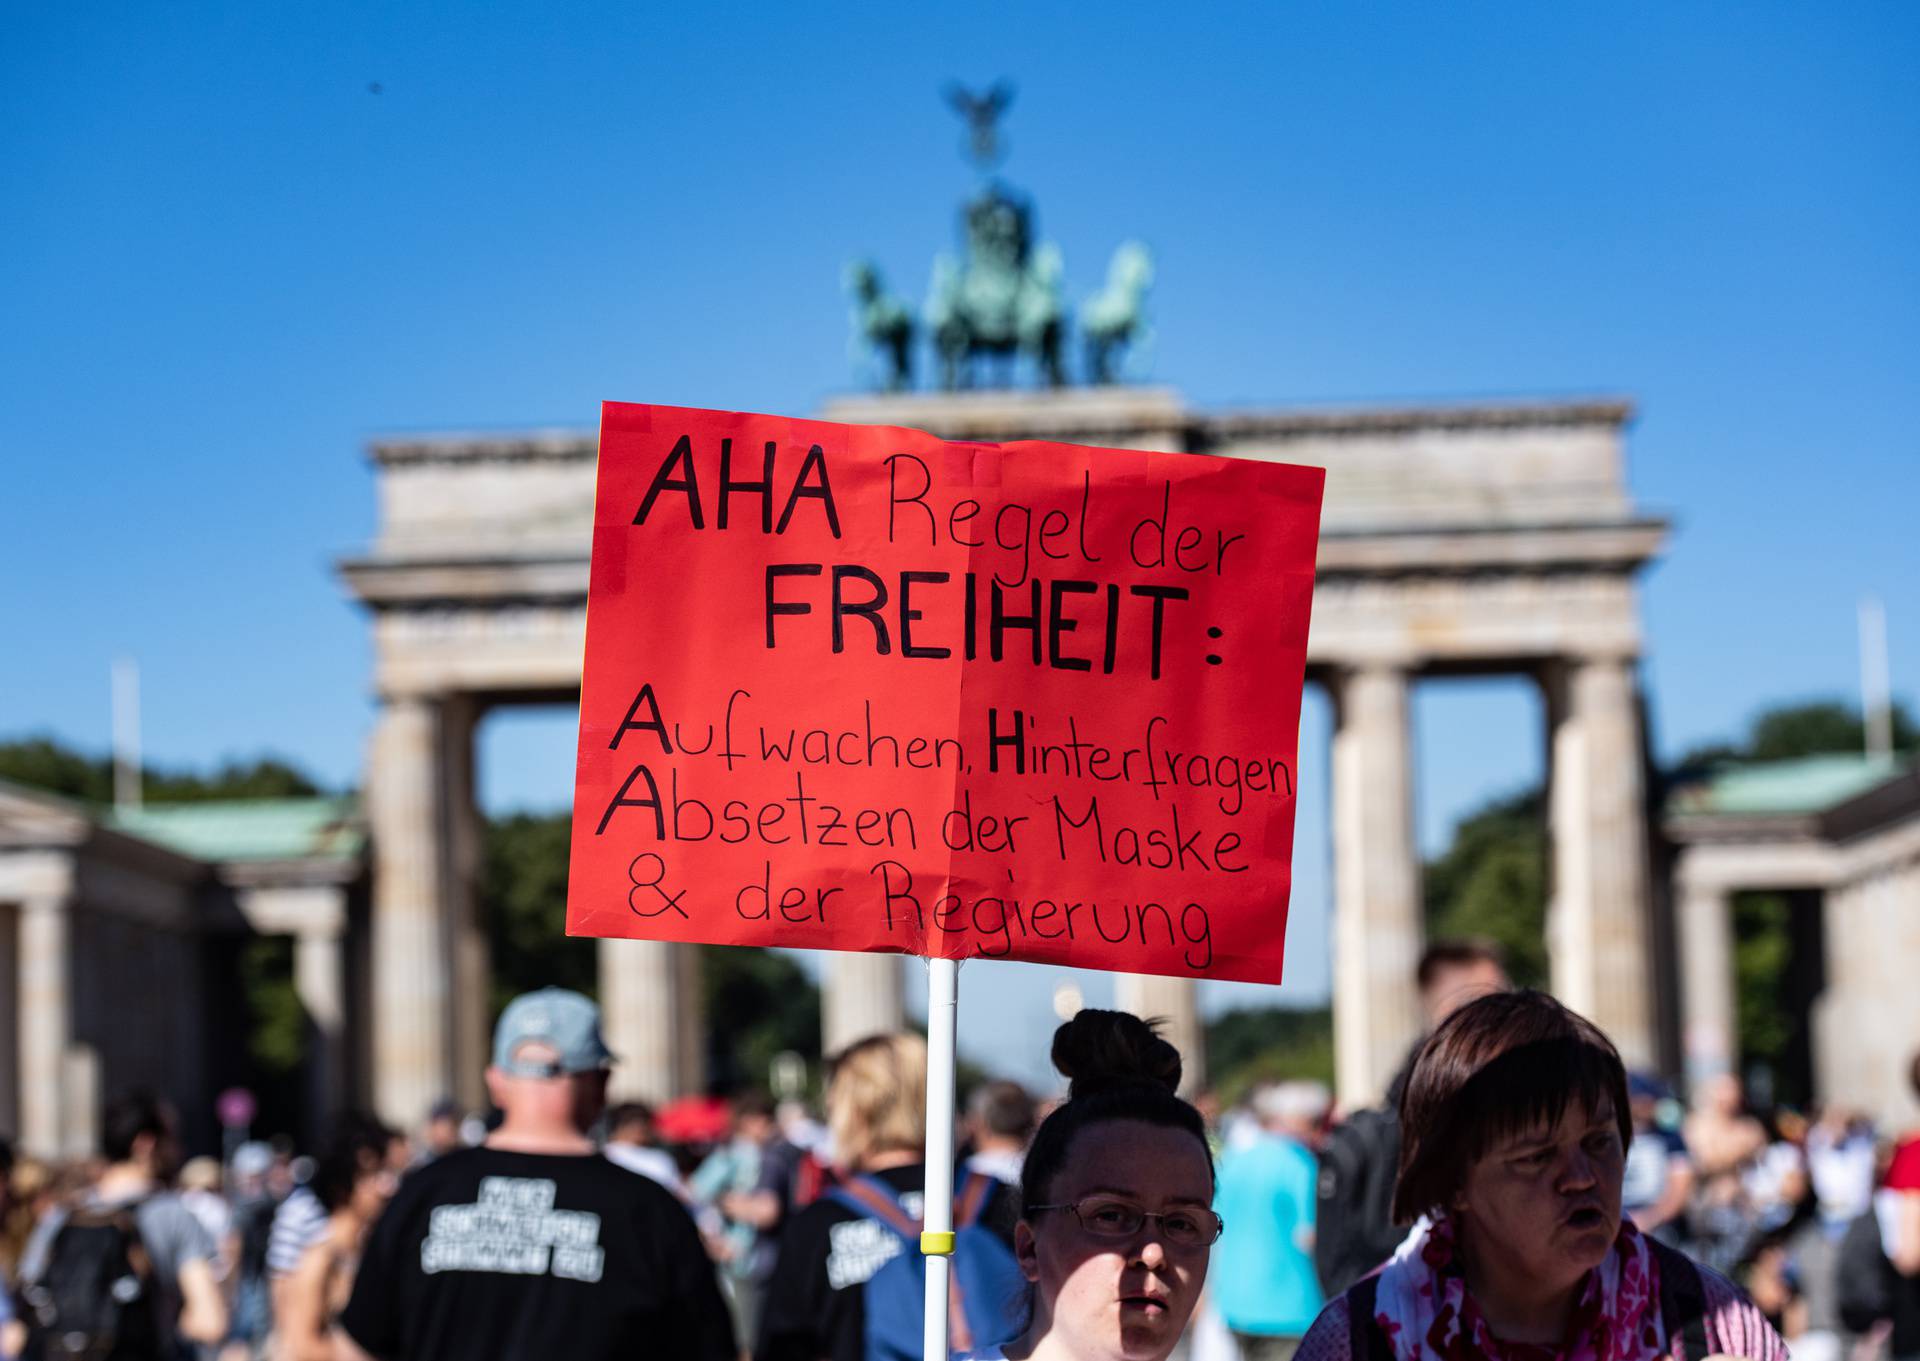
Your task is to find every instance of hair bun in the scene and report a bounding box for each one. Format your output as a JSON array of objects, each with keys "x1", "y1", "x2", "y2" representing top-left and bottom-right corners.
[{"x1": 1051, "y1": 1009, "x2": 1182, "y2": 1099}]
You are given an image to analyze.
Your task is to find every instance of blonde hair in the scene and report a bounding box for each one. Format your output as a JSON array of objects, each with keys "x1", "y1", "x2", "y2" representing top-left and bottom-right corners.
[{"x1": 827, "y1": 1032, "x2": 927, "y2": 1169}]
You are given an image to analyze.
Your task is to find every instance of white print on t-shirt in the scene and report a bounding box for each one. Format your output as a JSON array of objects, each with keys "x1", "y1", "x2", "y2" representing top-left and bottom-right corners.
[
  {"x1": 825, "y1": 1189, "x2": 924, "y2": 1290},
  {"x1": 421, "y1": 1177, "x2": 605, "y2": 1283}
]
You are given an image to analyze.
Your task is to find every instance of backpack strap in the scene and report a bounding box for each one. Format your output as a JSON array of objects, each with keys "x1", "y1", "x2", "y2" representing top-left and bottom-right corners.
[
  {"x1": 953, "y1": 1169, "x2": 995, "y2": 1230},
  {"x1": 1346, "y1": 1274, "x2": 1393, "y2": 1361},
  {"x1": 1650, "y1": 1238, "x2": 1712, "y2": 1359},
  {"x1": 827, "y1": 1174, "x2": 982, "y2": 1354},
  {"x1": 825, "y1": 1173, "x2": 922, "y2": 1243}
]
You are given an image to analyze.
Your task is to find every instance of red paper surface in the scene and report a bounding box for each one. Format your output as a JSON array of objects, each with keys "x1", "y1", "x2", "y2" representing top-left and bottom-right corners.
[{"x1": 566, "y1": 403, "x2": 1324, "y2": 984}]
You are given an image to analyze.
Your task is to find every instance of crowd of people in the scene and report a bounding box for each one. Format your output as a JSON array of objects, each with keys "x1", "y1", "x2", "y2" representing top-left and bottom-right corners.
[{"x1": 4, "y1": 947, "x2": 1919, "y2": 1359}]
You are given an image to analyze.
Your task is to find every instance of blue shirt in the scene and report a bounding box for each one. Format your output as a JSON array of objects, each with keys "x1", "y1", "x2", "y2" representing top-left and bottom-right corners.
[{"x1": 1211, "y1": 1132, "x2": 1324, "y2": 1336}]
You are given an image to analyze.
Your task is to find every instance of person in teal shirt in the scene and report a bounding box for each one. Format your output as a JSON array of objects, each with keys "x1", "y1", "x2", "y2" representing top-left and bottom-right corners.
[{"x1": 1211, "y1": 1080, "x2": 1329, "y2": 1359}]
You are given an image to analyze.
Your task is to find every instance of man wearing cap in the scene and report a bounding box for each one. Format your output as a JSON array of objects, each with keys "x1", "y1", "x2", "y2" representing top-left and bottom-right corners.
[{"x1": 340, "y1": 988, "x2": 735, "y2": 1361}]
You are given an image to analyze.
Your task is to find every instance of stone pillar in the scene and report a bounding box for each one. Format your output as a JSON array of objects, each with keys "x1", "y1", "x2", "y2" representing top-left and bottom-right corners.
[
  {"x1": 441, "y1": 696, "x2": 490, "y2": 1113},
  {"x1": 599, "y1": 939, "x2": 703, "y2": 1103},
  {"x1": 0, "y1": 904, "x2": 18, "y2": 1140},
  {"x1": 295, "y1": 925, "x2": 349, "y2": 1119},
  {"x1": 1113, "y1": 974, "x2": 1205, "y2": 1096},
  {"x1": 1674, "y1": 875, "x2": 1735, "y2": 1093},
  {"x1": 1330, "y1": 665, "x2": 1423, "y2": 1107},
  {"x1": 1544, "y1": 655, "x2": 1655, "y2": 1068},
  {"x1": 823, "y1": 954, "x2": 907, "y2": 1055},
  {"x1": 1817, "y1": 863, "x2": 1920, "y2": 1129},
  {"x1": 368, "y1": 696, "x2": 454, "y2": 1130},
  {"x1": 18, "y1": 896, "x2": 70, "y2": 1156}
]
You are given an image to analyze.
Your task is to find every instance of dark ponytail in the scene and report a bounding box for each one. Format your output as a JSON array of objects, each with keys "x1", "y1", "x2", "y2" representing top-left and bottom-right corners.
[{"x1": 1018, "y1": 1009, "x2": 1213, "y2": 1215}]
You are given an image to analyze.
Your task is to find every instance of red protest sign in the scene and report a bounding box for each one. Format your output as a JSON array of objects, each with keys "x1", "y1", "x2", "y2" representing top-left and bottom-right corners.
[{"x1": 567, "y1": 403, "x2": 1323, "y2": 984}]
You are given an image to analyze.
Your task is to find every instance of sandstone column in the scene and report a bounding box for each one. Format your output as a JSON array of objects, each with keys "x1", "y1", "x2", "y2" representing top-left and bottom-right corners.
[
  {"x1": 1673, "y1": 873, "x2": 1735, "y2": 1092},
  {"x1": 1544, "y1": 655, "x2": 1655, "y2": 1068},
  {"x1": 369, "y1": 696, "x2": 454, "y2": 1129},
  {"x1": 440, "y1": 695, "x2": 490, "y2": 1112},
  {"x1": 1114, "y1": 974, "x2": 1206, "y2": 1096},
  {"x1": 295, "y1": 921, "x2": 349, "y2": 1119},
  {"x1": 18, "y1": 895, "x2": 70, "y2": 1156},
  {"x1": 823, "y1": 954, "x2": 907, "y2": 1055},
  {"x1": 1330, "y1": 665, "x2": 1424, "y2": 1106},
  {"x1": 599, "y1": 938, "x2": 703, "y2": 1102}
]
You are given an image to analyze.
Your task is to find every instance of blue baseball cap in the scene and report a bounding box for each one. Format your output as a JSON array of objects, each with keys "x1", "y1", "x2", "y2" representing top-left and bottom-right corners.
[{"x1": 492, "y1": 988, "x2": 617, "y2": 1077}]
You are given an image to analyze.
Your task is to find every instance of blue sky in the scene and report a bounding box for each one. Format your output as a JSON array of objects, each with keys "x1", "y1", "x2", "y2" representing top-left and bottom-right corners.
[{"x1": 6, "y1": 3, "x2": 1917, "y2": 1086}]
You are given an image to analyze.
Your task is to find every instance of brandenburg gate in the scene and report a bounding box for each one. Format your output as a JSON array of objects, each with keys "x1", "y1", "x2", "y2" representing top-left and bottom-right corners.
[{"x1": 340, "y1": 385, "x2": 1666, "y2": 1124}]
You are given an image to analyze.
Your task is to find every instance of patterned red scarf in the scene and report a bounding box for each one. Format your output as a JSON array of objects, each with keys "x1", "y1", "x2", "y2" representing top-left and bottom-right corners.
[{"x1": 1366, "y1": 1214, "x2": 1663, "y2": 1361}]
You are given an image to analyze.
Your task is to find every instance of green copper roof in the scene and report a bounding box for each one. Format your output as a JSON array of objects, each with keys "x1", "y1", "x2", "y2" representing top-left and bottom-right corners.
[
  {"x1": 1668, "y1": 753, "x2": 1907, "y2": 818},
  {"x1": 108, "y1": 797, "x2": 365, "y2": 864}
]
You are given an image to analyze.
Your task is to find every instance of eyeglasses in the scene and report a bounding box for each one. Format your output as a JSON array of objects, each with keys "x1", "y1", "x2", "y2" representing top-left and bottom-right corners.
[{"x1": 1029, "y1": 1196, "x2": 1224, "y2": 1246}]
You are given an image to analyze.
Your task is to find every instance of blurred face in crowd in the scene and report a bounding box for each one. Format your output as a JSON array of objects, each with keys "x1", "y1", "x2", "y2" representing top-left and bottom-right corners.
[
  {"x1": 350, "y1": 1159, "x2": 400, "y2": 1224},
  {"x1": 1700, "y1": 1073, "x2": 1744, "y2": 1118},
  {"x1": 1015, "y1": 1119, "x2": 1215, "y2": 1361},
  {"x1": 1452, "y1": 1098, "x2": 1625, "y2": 1299},
  {"x1": 1421, "y1": 957, "x2": 1509, "y2": 1028}
]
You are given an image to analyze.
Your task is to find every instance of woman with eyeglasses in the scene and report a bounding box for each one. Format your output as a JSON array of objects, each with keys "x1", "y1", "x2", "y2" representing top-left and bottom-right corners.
[{"x1": 962, "y1": 1008, "x2": 1221, "y2": 1361}]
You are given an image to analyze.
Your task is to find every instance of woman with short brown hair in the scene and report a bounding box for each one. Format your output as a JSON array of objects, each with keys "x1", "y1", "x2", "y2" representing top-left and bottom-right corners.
[{"x1": 1299, "y1": 990, "x2": 1785, "y2": 1361}]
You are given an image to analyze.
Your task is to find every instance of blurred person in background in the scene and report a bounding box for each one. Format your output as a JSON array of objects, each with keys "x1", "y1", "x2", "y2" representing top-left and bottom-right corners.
[
  {"x1": 417, "y1": 1101, "x2": 463, "y2": 1164},
  {"x1": 1314, "y1": 939, "x2": 1510, "y2": 1296},
  {"x1": 1213, "y1": 1079, "x2": 1329, "y2": 1359},
  {"x1": 269, "y1": 1117, "x2": 406, "y2": 1335},
  {"x1": 757, "y1": 1031, "x2": 1022, "y2": 1361},
  {"x1": 339, "y1": 987, "x2": 733, "y2": 1361},
  {"x1": 602, "y1": 1101, "x2": 687, "y2": 1199},
  {"x1": 14, "y1": 1091, "x2": 228, "y2": 1357},
  {"x1": 227, "y1": 1141, "x2": 280, "y2": 1361},
  {"x1": 278, "y1": 1119, "x2": 400, "y2": 1361},
  {"x1": 690, "y1": 1091, "x2": 782, "y2": 1344},
  {"x1": 1299, "y1": 991, "x2": 1784, "y2": 1361},
  {"x1": 1621, "y1": 1073, "x2": 1693, "y2": 1244},
  {"x1": 965, "y1": 1080, "x2": 1037, "y2": 1187},
  {"x1": 178, "y1": 1156, "x2": 238, "y2": 1287}
]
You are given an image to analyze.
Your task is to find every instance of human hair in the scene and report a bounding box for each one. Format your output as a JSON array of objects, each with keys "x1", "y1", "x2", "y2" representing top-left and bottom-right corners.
[
  {"x1": 100, "y1": 1091, "x2": 171, "y2": 1165},
  {"x1": 606, "y1": 1101, "x2": 656, "y2": 1138},
  {"x1": 969, "y1": 1080, "x2": 1037, "y2": 1142},
  {"x1": 311, "y1": 1115, "x2": 397, "y2": 1213},
  {"x1": 1415, "y1": 937, "x2": 1507, "y2": 993},
  {"x1": 1392, "y1": 989, "x2": 1631, "y2": 1225},
  {"x1": 731, "y1": 1089, "x2": 777, "y2": 1123},
  {"x1": 1019, "y1": 1010, "x2": 1213, "y2": 1216},
  {"x1": 827, "y1": 1033, "x2": 927, "y2": 1169}
]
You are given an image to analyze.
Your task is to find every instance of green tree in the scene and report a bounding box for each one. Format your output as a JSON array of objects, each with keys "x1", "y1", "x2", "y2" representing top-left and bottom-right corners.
[
  {"x1": 0, "y1": 734, "x2": 324, "y2": 804},
  {"x1": 1676, "y1": 697, "x2": 1917, "y2": 770},
  {"x1": 1422, "y1": 789, "x2": 1548, "y2": 989},
  {"x1": 1203, "y1": 1006, "x2": 1333, "y2": 1105},
  {"x1": 482, "y1": 812, "x2": 598, "y2": 1015}
]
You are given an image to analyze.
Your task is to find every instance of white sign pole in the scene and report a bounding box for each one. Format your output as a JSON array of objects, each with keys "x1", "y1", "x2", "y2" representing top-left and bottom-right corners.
[{"x1": 922, "y1": 955, "x2": 960, "y2": 1361}]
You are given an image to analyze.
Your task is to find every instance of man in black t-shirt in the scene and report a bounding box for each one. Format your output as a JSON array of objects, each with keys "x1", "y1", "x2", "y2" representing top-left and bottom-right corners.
[{"x1": 339, "y1": 988, "x2": 734, "y2": 1361}]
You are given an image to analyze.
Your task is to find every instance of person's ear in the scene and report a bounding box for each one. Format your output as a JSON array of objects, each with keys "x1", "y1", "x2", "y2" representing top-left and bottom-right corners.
[
  {"x1": 484, "y1": 1065, "x2": 509, "y2": 1111},
  {"x1": 1014, "y1": 1219, "x2": 1040, "y2": 1283}
]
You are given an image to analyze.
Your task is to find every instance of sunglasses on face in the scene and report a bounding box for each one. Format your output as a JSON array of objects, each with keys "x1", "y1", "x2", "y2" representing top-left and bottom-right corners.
[{"x1": 1028, "y1": 1195, "x2": 1224, "y2": 1246}]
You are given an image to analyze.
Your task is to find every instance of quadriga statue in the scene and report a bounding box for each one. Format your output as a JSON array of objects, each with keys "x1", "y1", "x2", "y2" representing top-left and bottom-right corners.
[
  {"x1": 844, "y1": 259, "x2": 914, "y2": 392},
  {"x1": 1080, "y1": 241, "x2": 1154, "y2": 385},
  {"x1": 925, "y1": 184, "x2": 1065, "y2": 389}
]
